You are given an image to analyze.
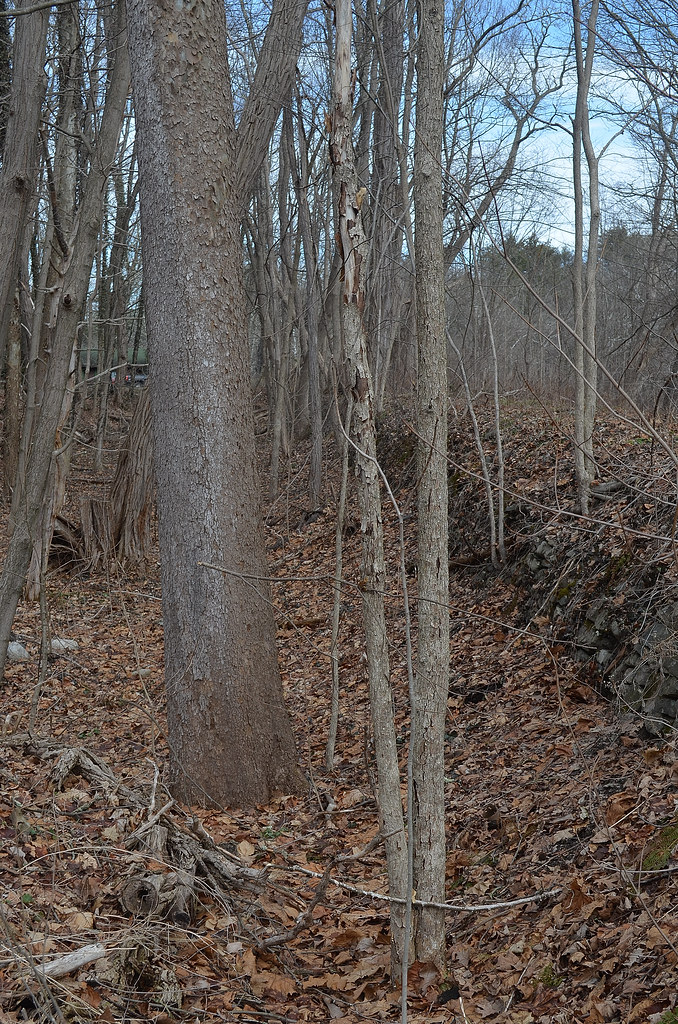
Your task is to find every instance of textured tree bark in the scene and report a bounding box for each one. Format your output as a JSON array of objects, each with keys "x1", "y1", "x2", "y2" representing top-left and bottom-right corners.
[
  {"x1": 2, "y1": 303, "x2": 22, "y2": 499},
  {"x1": 412, "y1": 0, "x2": 449, "y2": 969},
  {"x1": 0, "y1": 0, "x2": 48, "y2": 367},
  {"x1": 331, "y1": 0, "x2": 407, "y2": 970},
  {"x1": 126, "y1": 0, "x2": 304, "y2": 807},
  {"x1": 0, "y1": 1, "x2": 10, "y2": 156},
  {"x1": 0, "y1": 2, "x2": 130, "y2": 680}
]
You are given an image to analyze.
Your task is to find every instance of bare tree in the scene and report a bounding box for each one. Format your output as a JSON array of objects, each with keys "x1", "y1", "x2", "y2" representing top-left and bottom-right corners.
[
  {"x1": 572, "y1": 0, "x2": 600, "y2": 512},
  {"x1": 0, "y1": 0, "x2": 49, "y2": 396},
  {"x1": 330, "y1": 0, "x2": 407, "y2": 968},
  {"x1": 0, "y1": 0, "x2": 130, "y2": 680},
  {"x1": 23, "y1": 0, "x2": 83, "y2": 599},
  {"x1": 412, "y1": 0, "x2": 449, "y2": 968},
  {"x1": 363, "y1": 0, "x2": 410, "y2": 410},
  {"x1": 80, "y1": 387, "x2": 154, "y2": 567},
  {"x1": 289, "y1": 98, "x2": 324, "y2": 506}
]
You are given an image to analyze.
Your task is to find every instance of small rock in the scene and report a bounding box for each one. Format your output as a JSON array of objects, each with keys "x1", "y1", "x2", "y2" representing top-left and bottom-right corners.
[
  {"x1": 50, "y1": 638, "x2": 79, "y2": 655},
  {"x1": 7, "y1": 641, "x2": 30, "y2": 662}
]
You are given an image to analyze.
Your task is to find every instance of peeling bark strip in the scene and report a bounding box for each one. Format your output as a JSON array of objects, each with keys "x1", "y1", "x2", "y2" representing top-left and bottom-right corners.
[{"x1": 330, "y1": 0, "x2": 407, "y2": 971}]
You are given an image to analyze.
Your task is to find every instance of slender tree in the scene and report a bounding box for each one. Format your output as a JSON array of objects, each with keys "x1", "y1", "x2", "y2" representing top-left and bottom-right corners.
[
  {"x1": 412, "y1": 0, "x2": 449, "y2": 968},
  {"x1": 572, "y1": 0, "x2": 600, "y2": 512},
  {"x1": 330, "y1": 0, "x2": 408, "y2": 968},
  {"x1": 0, "y1": 0, "x2": 49, "y2": 374}
]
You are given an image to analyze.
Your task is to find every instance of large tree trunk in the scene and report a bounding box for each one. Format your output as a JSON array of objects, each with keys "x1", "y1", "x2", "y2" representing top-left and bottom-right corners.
[
  {"x1": 126, "y1": 0, "x2": 304, "y2": 808},
  {"x1": 412, "y1": 0, "x2": 449, "y2": 969},
  {"x1": 330, "y1": 0, "x2": 407, "y2": 971}
]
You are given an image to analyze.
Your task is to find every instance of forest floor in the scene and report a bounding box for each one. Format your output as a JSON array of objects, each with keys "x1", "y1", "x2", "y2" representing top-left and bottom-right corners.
[{"x1": 1, "y1": 394, "x2": 677, "y2": 1024}]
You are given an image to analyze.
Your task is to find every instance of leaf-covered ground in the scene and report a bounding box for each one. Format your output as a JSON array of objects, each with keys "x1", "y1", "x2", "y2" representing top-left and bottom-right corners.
[{"x1": 1, "y1": 404, "x2": 677, "y2": 1023}]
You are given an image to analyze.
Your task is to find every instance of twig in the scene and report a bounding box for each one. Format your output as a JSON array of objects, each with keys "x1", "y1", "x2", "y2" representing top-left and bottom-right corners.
[
  {"x1": 147, "y1": 758, "x2": 160, "y2": 814},
  {"x1": 255, "y1": 863, "x2": 333, "y2": 949},
  {"x1": 266, "y1": 861, "x2": 559, "y2": 911},
  {"x1": 33, "y1": 942, "x2": 108, "y2": 979},
  {"x1": 124, "y1": 799, "x2": 174, "y2": 848}
]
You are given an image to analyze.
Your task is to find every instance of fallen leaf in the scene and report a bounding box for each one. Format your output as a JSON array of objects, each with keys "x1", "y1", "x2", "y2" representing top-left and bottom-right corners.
[
  {"x1": 237, "y1": 839, "x2": 255, "y2": 860},
  {"x1": 605, "y1": 791, "x2": 636, "y2": 825},
  {"x1": 250, "y1": 971, "x2": 296, "y2": 999}
]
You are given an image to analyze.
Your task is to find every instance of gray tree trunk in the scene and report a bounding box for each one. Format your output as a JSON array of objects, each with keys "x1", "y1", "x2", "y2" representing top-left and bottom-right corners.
[
  {"x1": 81, "y1": 388, "x2": 154, "y2": 567},
  {"x1": 412, "y1": 0, "x2": 449, "y2": 969},
  {"x1": 289, "y1": 104, "x2": 323, "y2": 507},
  {"x1": 2, "y1": 303, "x2": 22, "y2": 499},
  {"x1": 0, "y1": 0, "x2": 48, "y2": 367},
  {"x1": 572, "y1": 0, "x2": 599, "y2": 514},
  {"x1": 24, "y1": 1, "x2": 81, "y2": 600},
  {"x1": 234, "y1": 0, "x2": 308, "y2": 201},
  {"x1": 126, "y1": 0, "x2": 304, "y2": 807},
  {"x1": 365, "y1": 0, "x2": 407, "y2": 409}
]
